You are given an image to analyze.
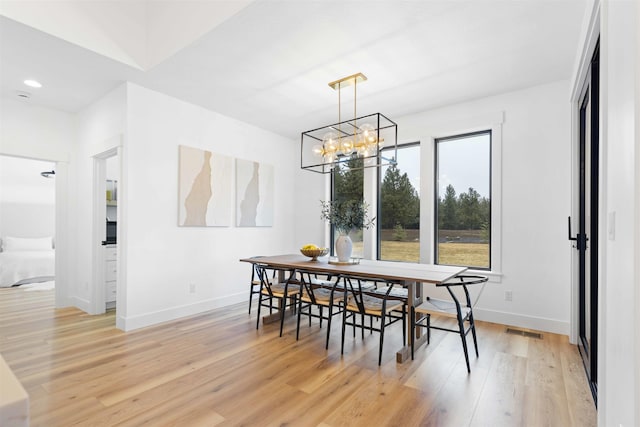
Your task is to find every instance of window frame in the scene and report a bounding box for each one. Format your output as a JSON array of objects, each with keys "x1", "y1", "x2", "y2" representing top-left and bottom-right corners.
[
  {"x1": 426, "y1": 113, "x2": 503, "y2": 280},
  {"x1": 376, "y1": 141, "x2": 421, "y2": 262},
  {"x1": 352, "y1": 112, "x2": 502, "y2": 279},
  {"x1": 329, "y1": 169, "x2": 336, "y2": 257},
  {"x1": 434, "y1": 130, "x2": 492, "y2": 270}
]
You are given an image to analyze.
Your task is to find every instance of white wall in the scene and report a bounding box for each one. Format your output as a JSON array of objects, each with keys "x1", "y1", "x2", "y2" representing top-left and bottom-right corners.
[
  {"x1": 295, "y1": 80, "x2": 572, "y2": 335},
  {"x1": 0, "y1": 156, "x2": 55, "y2": 240},
  {"x1": 2, "y1": 82, "x2": 299, "y2": 330},
  {"x1": 0, "y1": 97, "x2": 75, "y2": 306},
  {"x1": 599, "y1": 0, "x2": 639, "y2": 425},
  {"x1": 73, "y1": 84, "x2": 126, "y2": 310},
  {"x1": 0, "y1": 97, "x2": 74, "y2": 162},
  {"x1": 106, "y1": 155, "x2": 120, "y2": 181},
  {"x1": 121, "y1": 83, "x2": 297, "y2": 330},
  {"x1": 400, "y1": 80, "x2": 571, "y2": 334},
  {"x1": 292, "y1": 151, "x2": 326, "y2": 248}
]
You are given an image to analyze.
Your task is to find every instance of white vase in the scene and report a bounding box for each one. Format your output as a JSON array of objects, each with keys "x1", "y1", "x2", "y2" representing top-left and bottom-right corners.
[{"x1": 335, "y1": 234, "x2": 353, "y2": 262}]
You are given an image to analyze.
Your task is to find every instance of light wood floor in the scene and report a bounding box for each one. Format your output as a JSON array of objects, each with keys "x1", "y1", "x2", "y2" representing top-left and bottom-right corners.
[{"x1": 0, "y1": 286, "x2": 596, "y2": 427}]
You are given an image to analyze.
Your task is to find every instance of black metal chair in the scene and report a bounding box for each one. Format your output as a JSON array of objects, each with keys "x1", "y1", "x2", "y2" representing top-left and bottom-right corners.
[
  {"x1": 411, "y1": 274, "x2": 488, "y2": 373},
  {"x1": 340, "y1": 275, "x2": 407, "y2": 365},
  {"x1": 247, "y1": 257, "x2": 265, "y2": 314},
  {"x1": 295, "y1": 271, "x2": 343, "y2": 348},
  {"x1": 254, "y1": 264, "x2": 300, "y2": 337}
]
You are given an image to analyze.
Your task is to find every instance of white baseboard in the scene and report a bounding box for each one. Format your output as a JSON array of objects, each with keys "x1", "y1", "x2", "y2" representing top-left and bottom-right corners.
[
  {"x1": 116, "y1": 315, "x2": 127, "y2": 331},
  {"x1": 106, "y1": 294, "x2": 570, "y2": 336},
  {"x1": 70, "y1": 296, "x2": 91, "y2": 313},
  {"x1": 473, "y1": 308, "x2": 570, "y2": 336},
  {"x1": 119, "y1": 292, "x2": 247, "y2": 331}
]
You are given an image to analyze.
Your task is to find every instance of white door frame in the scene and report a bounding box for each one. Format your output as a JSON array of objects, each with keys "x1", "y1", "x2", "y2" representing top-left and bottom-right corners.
[
  {"x1": 90, "y1": 139, "x2": 122, "y2": 315},
  {"x1": 54, "y1": 160, "x2": 70, "y2": 308},
  {"x1": 0, "y1": 153, "x2": 70, "y2": 307}
]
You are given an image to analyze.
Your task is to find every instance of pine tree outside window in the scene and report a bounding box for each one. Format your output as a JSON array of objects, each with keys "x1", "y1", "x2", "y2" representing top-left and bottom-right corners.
[
  {"x1": 331, "y1": 157, "x2": 365, "y2": 258},
  {"x1": 435, "y1": 131, "x2": 491, "y2": 269},
  {"x1": 378, "y1": 143, "x2": 421, "y2": 262}
]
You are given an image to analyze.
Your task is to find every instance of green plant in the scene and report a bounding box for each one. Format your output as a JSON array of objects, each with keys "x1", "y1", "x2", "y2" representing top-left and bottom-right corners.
[
  {"x1": 480, "y1": 221, "x2": 490, "y2": 243},
  {"x1": 392, "y1": 223, "x2": 407, "y2": 241},
  {"x1": 320, "y1": 200, "x2": 375, "y2": 235}
]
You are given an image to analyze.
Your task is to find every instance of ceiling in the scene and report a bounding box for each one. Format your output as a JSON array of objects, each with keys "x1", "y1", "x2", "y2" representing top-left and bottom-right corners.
[{"x1": 0, "y1": 0, "x2": 588, "y2": 140}]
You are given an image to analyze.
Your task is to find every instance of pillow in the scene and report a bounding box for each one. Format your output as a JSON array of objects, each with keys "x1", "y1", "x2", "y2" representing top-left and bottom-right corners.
[{"x1": 2, "y1": 236, "x2": 53, "y2": 252}]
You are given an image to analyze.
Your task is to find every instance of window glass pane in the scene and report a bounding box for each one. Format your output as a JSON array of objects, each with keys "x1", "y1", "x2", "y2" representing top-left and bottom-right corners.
[
  {"x1": 436, "y1": 132, "x2": 491, "y2": 269},
  {"x1": 379, "y1": 144, "x2": 420, "y2": 262},
  {"x1": 332, "y1": 158, "x2": 364, "y2": 258}
]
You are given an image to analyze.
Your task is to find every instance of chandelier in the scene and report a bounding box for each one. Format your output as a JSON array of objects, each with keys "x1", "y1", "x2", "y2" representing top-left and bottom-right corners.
[{"x1": 301, "y1": 73, "x2": 397, "y2": 173}]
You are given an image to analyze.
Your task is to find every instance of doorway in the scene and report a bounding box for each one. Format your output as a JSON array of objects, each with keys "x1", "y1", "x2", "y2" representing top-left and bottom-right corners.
[
  {"x1": 0, "y1": 155, "x2": 56, "y2": 291},
  {"x1": 104, "y1": 155, "x2": 119, "y2": 310},
  {"x1": 572, "y1": 41, "x2": 599, "y2": 405},
  {"x1": 91, "y1": 147, "x2": 120, "y2": 316}
]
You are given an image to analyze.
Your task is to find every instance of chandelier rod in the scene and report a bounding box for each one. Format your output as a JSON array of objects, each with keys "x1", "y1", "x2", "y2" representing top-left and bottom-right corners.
[
  {"x1": 338, "y1": 81, "x2": 341, "y2": 146},
  {"x1": 354, "y1": 77, "x2": 357, "y2": 138}
]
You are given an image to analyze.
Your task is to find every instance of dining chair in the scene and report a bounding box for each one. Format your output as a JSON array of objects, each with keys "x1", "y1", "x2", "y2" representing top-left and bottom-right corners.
[
  {"x1": 247, "y1": 257, "x2": 266, "y2": 314},
  {"x1": 340, "y1": 275, "x2": 407, "y2": 365},
  {"x1": 410, "y1": 274, "x2": 488, "y2": 373},
  {"x1": 254, "y1": 263, "x2": 300, "y2": 337},
  {"x1": 295, "y1": 271, "x2": 343, "y2": 348}
]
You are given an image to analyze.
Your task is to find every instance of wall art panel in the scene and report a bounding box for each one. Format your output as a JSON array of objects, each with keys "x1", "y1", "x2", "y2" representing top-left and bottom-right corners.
[
  {"x1": 236, "y1": 158, "x2": 274, "y2": 227},
  {"x1": 178, "y1": 145, "x2": 232, "y2": 226}
]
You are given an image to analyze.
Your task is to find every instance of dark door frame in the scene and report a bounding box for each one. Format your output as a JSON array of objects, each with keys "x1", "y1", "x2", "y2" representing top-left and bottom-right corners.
[{"x1": 573, "y1": 41, "x2": 599, "y2": 405}]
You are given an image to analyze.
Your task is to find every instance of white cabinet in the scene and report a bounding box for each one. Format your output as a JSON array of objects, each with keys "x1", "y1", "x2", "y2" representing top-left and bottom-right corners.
[{"x1": 105, "y1": 245, "x2": 117, "y2": 308}]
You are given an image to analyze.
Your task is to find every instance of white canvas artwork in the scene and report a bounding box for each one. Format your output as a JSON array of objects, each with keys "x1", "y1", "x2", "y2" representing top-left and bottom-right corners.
[
  {"x1": 178, "y1": 145, "x2": 232, "y2": 227},
  {"x1": 236, "y1": 158, "x2": 274, "y2": 227}
]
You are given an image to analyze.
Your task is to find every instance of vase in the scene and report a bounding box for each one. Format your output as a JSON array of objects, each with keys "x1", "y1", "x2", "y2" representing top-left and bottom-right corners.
[{"x1": 335, "y1": 234, "x2": 353, "y2": 262}]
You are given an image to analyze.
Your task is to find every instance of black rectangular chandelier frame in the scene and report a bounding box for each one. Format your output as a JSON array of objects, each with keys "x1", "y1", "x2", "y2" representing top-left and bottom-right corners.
[{"x1": 300, "y1": 112, "x2": 398, "y2": 174}]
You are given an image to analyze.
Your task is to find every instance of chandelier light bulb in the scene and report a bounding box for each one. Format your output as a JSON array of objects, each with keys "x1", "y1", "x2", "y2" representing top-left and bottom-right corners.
[
  {"x1": 312, "y1": 145, "x2": 324, "y2": 156},
  {"x1": 340, "y1": 137, "x2": 354, "y2": 155},
  {"x1": 359, "y1": 123, "x2": 376, "y2": 140},
  {"x1": 322, "y1": 131, "x2": 337, "y2": 144},
  {"x1": 322, "y1": 132, "x2": 338, "y2": 153}
]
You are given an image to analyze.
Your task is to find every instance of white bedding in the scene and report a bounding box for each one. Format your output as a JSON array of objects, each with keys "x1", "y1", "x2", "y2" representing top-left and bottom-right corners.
[{"x1": 0, "y1": 250, "x2": 55, "y2": 287}]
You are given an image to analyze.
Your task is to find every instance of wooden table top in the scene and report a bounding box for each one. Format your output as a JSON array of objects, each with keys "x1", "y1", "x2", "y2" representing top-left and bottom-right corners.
[{"x1": 240, "y1": 254, "x2": 466, "y2": 284}]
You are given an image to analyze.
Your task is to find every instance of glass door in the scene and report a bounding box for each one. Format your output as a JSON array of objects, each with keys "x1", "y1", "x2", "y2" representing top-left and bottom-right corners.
[{"x1": 573, "y1": 41, "x2": 599, "y2": 405}]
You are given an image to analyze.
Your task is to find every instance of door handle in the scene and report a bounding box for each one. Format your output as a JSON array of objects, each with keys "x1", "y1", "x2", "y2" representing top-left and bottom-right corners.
[
  {"x1": 568, "y1": 217, "x2": 577, "y2": 243},
  {"x1": 568, "y1": 216, "x2": 588, "y2": 250}
]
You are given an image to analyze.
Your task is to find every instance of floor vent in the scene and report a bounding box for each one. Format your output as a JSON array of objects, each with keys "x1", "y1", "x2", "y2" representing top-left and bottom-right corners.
[{"x1": 505, "y1": 328, "x2": 542, "y2": 339}]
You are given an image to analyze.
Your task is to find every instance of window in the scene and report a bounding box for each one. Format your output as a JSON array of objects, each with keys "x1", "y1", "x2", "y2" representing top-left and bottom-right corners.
[
  {"x1": 378, "y1": 143, "x2": 421, "y2": 262},
  {"x1": 435, "y1": 131, "x2": 491, "y2": 269},
  {"x1": 331, "y1": 158, "x2": 364, "y2": 258}
]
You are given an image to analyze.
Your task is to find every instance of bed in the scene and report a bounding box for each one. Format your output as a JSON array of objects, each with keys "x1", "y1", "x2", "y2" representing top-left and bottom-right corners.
[{"x1": 0, "y1": 237, "x2": 55, "y2": 288}]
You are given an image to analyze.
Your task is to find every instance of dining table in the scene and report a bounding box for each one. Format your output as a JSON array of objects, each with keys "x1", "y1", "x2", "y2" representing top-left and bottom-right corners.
[{"x1": 240, "y1": 254, "x2": 467, "y2": 363}]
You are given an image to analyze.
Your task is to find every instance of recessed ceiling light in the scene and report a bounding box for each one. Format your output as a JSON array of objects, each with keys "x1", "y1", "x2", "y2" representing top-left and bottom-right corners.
[{"x1": 24, "y1": 79, "x2": 42, "y2": 88}]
